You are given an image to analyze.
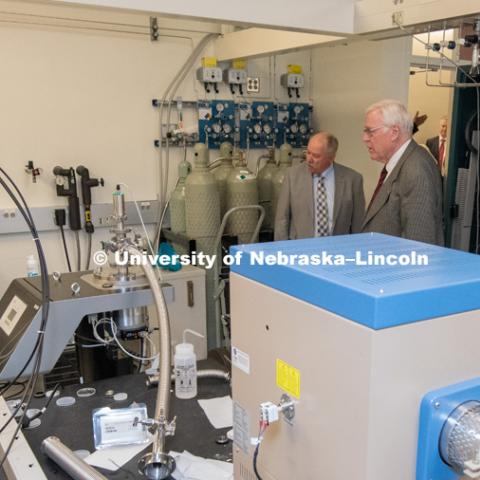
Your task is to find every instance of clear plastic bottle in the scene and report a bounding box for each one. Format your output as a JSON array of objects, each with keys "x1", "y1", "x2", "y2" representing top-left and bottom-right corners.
[
  {"x1": 26, "y1": 254, "x2": 40, "y2": 277},
  {"x1": 174, "y1": 329, "x2": 204, "y2": 399}
]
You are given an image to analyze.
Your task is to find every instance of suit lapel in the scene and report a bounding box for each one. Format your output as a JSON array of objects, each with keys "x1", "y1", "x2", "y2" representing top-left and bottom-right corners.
[
  {"x1": 363, "y1": 140, "x2": 417, "y2": 227},
  {"x1": 301, "y1": 164, "x2": 315, "y2": 236},
  {"x1": 332, "y1": 164, "x2": 344, "y2": 230}
]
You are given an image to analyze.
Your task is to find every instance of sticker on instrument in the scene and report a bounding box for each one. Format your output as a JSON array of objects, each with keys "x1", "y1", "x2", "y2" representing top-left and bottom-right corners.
[
  {"x1": 276, "y1": 358, "x2": 301, "y2": 399},
  {"x1": 0, "y1": 295, "x2": 27, "y2": 336},
  {"x1": 233, "y1": 401, "x2": 250, "y2": 454},
  {"x1": 231, "y1": 346, "x2": 250, "y2": 374}
]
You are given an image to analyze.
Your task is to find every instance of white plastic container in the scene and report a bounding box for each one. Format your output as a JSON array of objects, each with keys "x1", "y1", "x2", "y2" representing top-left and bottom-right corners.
[
  {"x1": 26, "y1": 254, "x2": 40, "y2": 277},
  {"x1": 174, "y1": 329, "x2": 204, "y2": 399}
]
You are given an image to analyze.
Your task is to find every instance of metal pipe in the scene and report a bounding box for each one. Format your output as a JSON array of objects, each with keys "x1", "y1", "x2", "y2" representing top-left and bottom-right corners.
[
  {"x1": 212, "y1": 205, "x2": 265, "y2": 346},
  {"x1": 154, "y1": 33, "x2": 217, "y2": 252},
  {"x1": 208, "y1": 156, "x2": 230, "y2": 170},
  {"x1": 147, "y1": 368, "x2": 230, "y2": 387},
  {"x1": 42, "y1": 436, "x2": 107, "y2": 480},
  {"x1": 127, "y1": 246, "x2": 175, "y2": 479},
  {"x1": 255, "y1": 150, "x2": 273, "y2": 176}
]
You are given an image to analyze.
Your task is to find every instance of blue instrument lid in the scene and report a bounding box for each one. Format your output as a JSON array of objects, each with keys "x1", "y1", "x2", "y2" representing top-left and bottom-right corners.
[{"x1": 230, "y1": 233, "x2": 480, "y2": 330}]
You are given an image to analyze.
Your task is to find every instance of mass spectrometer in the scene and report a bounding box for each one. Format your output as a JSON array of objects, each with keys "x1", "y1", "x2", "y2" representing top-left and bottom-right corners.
[{"x1": 230, "y1": 233, "x2": 480, "y2": 480}]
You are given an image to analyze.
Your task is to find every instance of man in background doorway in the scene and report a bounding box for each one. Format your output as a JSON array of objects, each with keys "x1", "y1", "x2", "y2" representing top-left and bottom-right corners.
[
  {"x1": 426, "y1": 116, "x2": 448, "y2": 177},
  {"x1": 274, "y1": 132, "x2": 365, "y2": 240}
]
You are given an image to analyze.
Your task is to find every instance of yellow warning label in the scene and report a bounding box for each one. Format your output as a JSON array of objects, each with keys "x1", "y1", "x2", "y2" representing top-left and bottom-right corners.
[
  {"x1": 276, "y1": 359, "x2": 300, "y2": 399},
  {"x1": 232, "y1": 58, "x2": 246, "y2": 70},
  {"x1": 201, "y1": 56, "x2": 217, "y2": 68},
  {"x1": 287, "y1": 64, "x2": 303, "y2": 74}
]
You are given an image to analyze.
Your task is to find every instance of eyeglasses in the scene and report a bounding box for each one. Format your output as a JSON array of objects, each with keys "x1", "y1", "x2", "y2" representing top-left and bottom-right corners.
[{"x1": 363, "y1": 125, "x2": 386, "y2": 137}]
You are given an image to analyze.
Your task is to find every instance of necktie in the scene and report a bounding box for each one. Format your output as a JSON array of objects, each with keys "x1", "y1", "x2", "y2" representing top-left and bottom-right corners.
[
  {"x1": 367, "y1": 167, "x2": 388, "y2": 211},
  {"x1": 438, "y1": 138, "x2": 445, "y2": 175},
  {"x1": 316, "y1": 176, "x2": 329, "y2": 236}
]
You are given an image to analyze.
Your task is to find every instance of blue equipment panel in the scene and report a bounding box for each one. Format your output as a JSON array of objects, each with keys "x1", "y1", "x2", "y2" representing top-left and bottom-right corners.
[
  {"x1": 239, "y1": 101, "x2": 275, "y2": 149},
  {"x1": 198, "y1": 100, "x2": 236, "y2": 149},
  {"x1": 417, "y1": 378, "x2": 480, "y2": 480},
  {"x1": 230, "y1": 233, "x2": 480, "y2": 329},
  {"x1": 276, "y1": 102, "x2": 312, "y2": 148}
]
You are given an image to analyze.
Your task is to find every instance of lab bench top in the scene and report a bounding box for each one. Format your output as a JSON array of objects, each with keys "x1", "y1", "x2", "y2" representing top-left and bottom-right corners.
[{"x1": 5, "y1": 361, "x2": 231, "y2": 479}]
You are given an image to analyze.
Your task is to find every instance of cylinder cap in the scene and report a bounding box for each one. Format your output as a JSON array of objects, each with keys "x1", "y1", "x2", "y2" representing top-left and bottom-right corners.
[{"x1": 193, "y1": 143, "x2": 209, "y2": 167}]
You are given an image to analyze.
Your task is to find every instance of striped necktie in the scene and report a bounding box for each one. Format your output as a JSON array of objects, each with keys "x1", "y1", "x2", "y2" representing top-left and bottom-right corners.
[{"x1": 316, "y1": 176, "x2": 329, "y2": 236}]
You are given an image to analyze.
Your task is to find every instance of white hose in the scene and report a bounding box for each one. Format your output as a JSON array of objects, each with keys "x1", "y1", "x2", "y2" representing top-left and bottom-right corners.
[{"x1": 154, "y1": 33, "x2": 218, "y2": 251}]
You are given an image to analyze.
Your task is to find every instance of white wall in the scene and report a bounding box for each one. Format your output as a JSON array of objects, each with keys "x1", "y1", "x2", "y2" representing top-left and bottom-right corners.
[
  {"x1": 0, "y1": 0, "x2": 312, "y2": 294},
  {"x1": 310, "y1": 37, "x2": 412, "y2": 200}
]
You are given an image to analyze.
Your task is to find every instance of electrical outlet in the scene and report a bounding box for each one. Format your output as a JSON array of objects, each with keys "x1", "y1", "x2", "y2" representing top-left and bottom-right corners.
[
  {"x1": 246, "y1": 77, "x2": 260, "y2": 93},
  {"x1": 2, "y1": 209, "x2": 16, "y2": 218}
]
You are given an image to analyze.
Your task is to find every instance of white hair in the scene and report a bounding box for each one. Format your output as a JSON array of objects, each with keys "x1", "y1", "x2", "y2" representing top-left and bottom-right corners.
[{"x1": 366, "y1": 99, "x2": 413, "y2": 136}]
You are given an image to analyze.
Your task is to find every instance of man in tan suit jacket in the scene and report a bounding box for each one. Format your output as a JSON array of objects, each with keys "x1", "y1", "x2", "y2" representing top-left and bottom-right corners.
[
  {"x1": 274, "y1": 132, "x2": 365, "y2": 240},
  {"x1": 361, "y1": 100, "x2": 443, "y2": 246}
]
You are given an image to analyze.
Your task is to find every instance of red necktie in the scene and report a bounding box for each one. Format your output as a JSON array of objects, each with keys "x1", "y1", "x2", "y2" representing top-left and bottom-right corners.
[
  {"x1": 367, "y1": 167, "x2": 387, "y2": 211},
  {"x1": 438, "y1": 138, "x2": 445, "y2": 174}
]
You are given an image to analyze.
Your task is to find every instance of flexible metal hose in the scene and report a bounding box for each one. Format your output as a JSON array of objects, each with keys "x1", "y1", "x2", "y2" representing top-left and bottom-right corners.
[{"x1": 127, "y1": 246, "x2": 171, "y2": 465}]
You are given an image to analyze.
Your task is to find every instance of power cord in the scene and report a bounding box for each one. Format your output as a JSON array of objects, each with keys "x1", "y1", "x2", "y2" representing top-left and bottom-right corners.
[
  {"x1": 54, "y1": 208, "x2": 72, "y2": 272},
  {"x1": 253, "y1": 420, "x2": 268, "y2": 480},
  {"x1": 0, "y1": 168, "x2": 50, "y2": 469},
  {"x1": 22, "y1": 383, "x2": 61, "y2": 429}
]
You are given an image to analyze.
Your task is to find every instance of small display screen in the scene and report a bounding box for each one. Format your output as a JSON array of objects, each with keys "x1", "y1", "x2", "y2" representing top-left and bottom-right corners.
[{"x1": 0, "y1": 296, "x2": 28, "y2": 336}]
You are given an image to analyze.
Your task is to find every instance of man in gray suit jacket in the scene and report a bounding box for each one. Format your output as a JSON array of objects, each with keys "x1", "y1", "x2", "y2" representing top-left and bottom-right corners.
[
  {"x1": 274, "y1": 132, "x2": 365, "y2": 240},
  {"x1": 426, "y1": 116, "x2": 448, "y2": 177},
  {"x1": 362, "y1": 99, "x2": 444, "y2": 246}
]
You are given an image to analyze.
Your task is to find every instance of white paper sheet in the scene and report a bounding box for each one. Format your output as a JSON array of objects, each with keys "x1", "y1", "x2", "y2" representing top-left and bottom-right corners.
[
  {"x1": 197, "y1": 396, "x2": 233, "y2": 429},
  {"x1": 171, "y1": 450, "x2": 233, "y2": 480},
  {"x1": 84, "y1": 440, "x2": 152, "y2": 471}
]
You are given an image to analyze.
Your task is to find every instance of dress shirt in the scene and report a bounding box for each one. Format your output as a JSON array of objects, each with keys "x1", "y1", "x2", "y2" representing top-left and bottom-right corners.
[{"x1": 385, "y1": 139, "x2": 411, "y2": 180}]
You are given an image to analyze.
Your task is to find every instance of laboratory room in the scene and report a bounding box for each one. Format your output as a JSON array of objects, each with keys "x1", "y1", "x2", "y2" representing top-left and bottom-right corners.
[{"x1": 0, "y1": 0, "x2": 479, "y2": 479}]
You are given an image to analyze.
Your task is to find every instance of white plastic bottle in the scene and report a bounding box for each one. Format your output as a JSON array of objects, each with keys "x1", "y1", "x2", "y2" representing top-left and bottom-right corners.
[
  {"x1": 174, "y1": 329, "x2": 204, "y2": 399},
  {"x1": 26, "y1": 254, "x2": 40, "y2": 277}
]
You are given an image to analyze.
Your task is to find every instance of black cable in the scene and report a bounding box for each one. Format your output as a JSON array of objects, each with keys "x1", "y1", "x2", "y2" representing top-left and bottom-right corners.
[
  {"x1": 59, "y1": 225, "x2": 72, "y2": 272},
  {"x1": 22, "y1": 383, "x2": 61, "y2": 429},
  {"x1": 0, "y1": 170, "x2": 50, "y2": 468},
  {"x1": 137, "y1": 337, "x2": 145, "y2": 373},
  {"x1": 4, "y1": 383, "x2": 26, "y2": 400},
  {"x1": 0, "y1": 175, "x2": 48, "y2": 395},
  {"x1": 74, "y1": 332, "x2": 105, "y2": 344},
  {"x1": 0, "y1": 380, "x2": 26, "y2": 389},
  {"x1": 253, "y1": 442, "x2": 263, "y2": 480},
  {"x1": 253, "y1": 423, "x2": 267, "y2": 480},
  {"x1": 465, "y1": 112, "x2": 479, "y2": 156}
]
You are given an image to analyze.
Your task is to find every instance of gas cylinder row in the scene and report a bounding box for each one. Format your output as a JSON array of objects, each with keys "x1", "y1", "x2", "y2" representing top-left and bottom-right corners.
[
  {"x1": 167, "y1": 141, "x2": 294, "y2": 349},
  {"x1": 169, "y1": 141, "x2": 294, "y2": 244}
]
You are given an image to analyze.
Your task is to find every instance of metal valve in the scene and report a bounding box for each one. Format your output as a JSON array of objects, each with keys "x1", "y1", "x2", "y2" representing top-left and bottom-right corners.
[{"x1": 133, "y1": 416, "x2": 176, "y2": 436}]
